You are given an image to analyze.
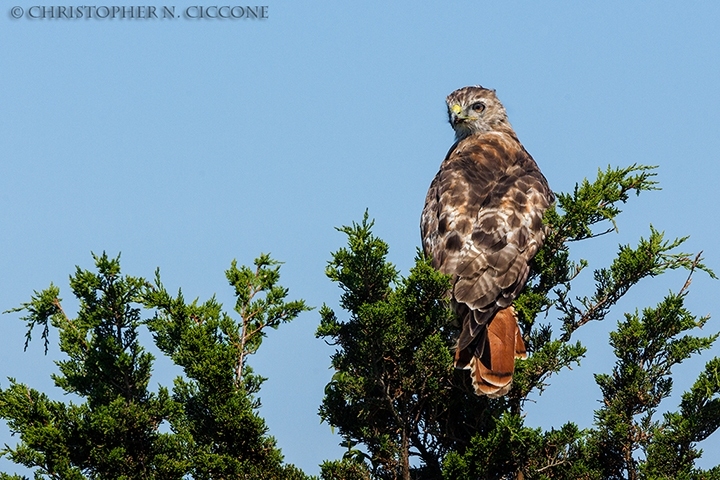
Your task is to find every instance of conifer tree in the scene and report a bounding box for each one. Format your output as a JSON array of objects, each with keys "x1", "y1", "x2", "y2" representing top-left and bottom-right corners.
[
  {"x1": 318, "y1": 165, "x2": 720, "y2": 480},
  {"x1": 0, "y1": 253, "x2": 311, "y2": 480}
]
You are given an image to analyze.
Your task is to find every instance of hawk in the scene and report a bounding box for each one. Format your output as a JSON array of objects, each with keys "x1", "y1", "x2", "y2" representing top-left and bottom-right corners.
[{"x1": 421, "y1": 86, "x2": 554, "y2": 397}]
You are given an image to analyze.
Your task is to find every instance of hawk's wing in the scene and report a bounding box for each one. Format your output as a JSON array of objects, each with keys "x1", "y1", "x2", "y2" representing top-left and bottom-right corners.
[{"x1": 420, "y1": 132, "x2": 553, "y2": 351}]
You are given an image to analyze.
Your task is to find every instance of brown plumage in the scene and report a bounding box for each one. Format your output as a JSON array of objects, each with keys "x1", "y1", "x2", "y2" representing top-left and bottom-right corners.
[{"x1": 421, "y1": 86, "x2": 554, "y2": 397}]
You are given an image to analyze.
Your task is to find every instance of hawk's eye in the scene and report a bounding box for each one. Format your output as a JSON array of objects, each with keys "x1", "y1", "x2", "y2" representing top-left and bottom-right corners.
[{"x1": 471, "y1": 102, "x2": 486, "y2": 113}]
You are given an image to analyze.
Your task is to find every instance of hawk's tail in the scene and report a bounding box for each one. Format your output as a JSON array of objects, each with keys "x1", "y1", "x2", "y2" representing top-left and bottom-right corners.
[{"x1": 455, "y1": 306, "x2": 527, "y2": 398}]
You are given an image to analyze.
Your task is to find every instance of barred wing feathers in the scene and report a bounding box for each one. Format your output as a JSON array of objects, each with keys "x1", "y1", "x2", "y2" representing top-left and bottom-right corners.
[{"x1": 421, "y1": 131, "x2": 553, "y2": 397}]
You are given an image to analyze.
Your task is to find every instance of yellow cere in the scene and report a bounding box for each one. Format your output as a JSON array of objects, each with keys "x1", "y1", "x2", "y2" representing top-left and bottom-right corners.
[{"x1": 451, "y1": 104, "x2": 462, "y2": 115}]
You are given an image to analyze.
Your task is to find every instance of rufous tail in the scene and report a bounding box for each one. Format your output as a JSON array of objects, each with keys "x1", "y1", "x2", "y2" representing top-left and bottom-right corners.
[{"x1": 455, "y1": 306, "x2": 527, "y2": 398}]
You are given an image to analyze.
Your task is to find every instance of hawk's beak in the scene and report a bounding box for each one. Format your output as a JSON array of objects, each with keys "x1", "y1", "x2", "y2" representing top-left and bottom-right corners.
[{"x1": 449, "y1": 103, "x2": 466, "y2": 126}]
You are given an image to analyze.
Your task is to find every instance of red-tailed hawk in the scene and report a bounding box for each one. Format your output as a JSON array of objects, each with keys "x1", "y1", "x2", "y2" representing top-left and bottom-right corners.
[{"x1": 421, "y1": 86, "x2": 554, "y2": 397}]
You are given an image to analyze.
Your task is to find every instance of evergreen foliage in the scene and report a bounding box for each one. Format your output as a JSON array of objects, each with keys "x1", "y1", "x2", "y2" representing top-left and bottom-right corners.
[
  {"x1": 1, "y1": 164, "x2": 717, "y2": 479},
  {"x1": 0, "y1": 253, "x2": 311, "y2": 479},
  {"x1": 317, "y1": 165, "x2": 720, "y2": 480}
]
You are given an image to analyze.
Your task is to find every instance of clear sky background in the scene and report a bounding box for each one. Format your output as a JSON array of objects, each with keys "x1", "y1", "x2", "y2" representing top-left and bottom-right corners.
[{"x1": 2, "y1": 1, "x2": 720, "y2": 476}]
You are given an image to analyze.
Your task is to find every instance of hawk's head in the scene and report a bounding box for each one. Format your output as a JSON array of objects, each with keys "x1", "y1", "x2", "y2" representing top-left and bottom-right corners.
[{"x1": 446, "y1": 86, "x2": 512, "y2": 141}]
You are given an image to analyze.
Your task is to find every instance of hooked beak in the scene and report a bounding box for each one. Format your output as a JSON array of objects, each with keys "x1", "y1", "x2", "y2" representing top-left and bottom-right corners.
[{"x1": 449, "y1": 103, "x2": 466, "y2": 127}]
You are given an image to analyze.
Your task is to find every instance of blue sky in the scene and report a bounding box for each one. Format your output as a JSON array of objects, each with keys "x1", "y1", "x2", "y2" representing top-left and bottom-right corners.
[{"x1": 2, "y1": 1, "x2": 719, "y2": 476}]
